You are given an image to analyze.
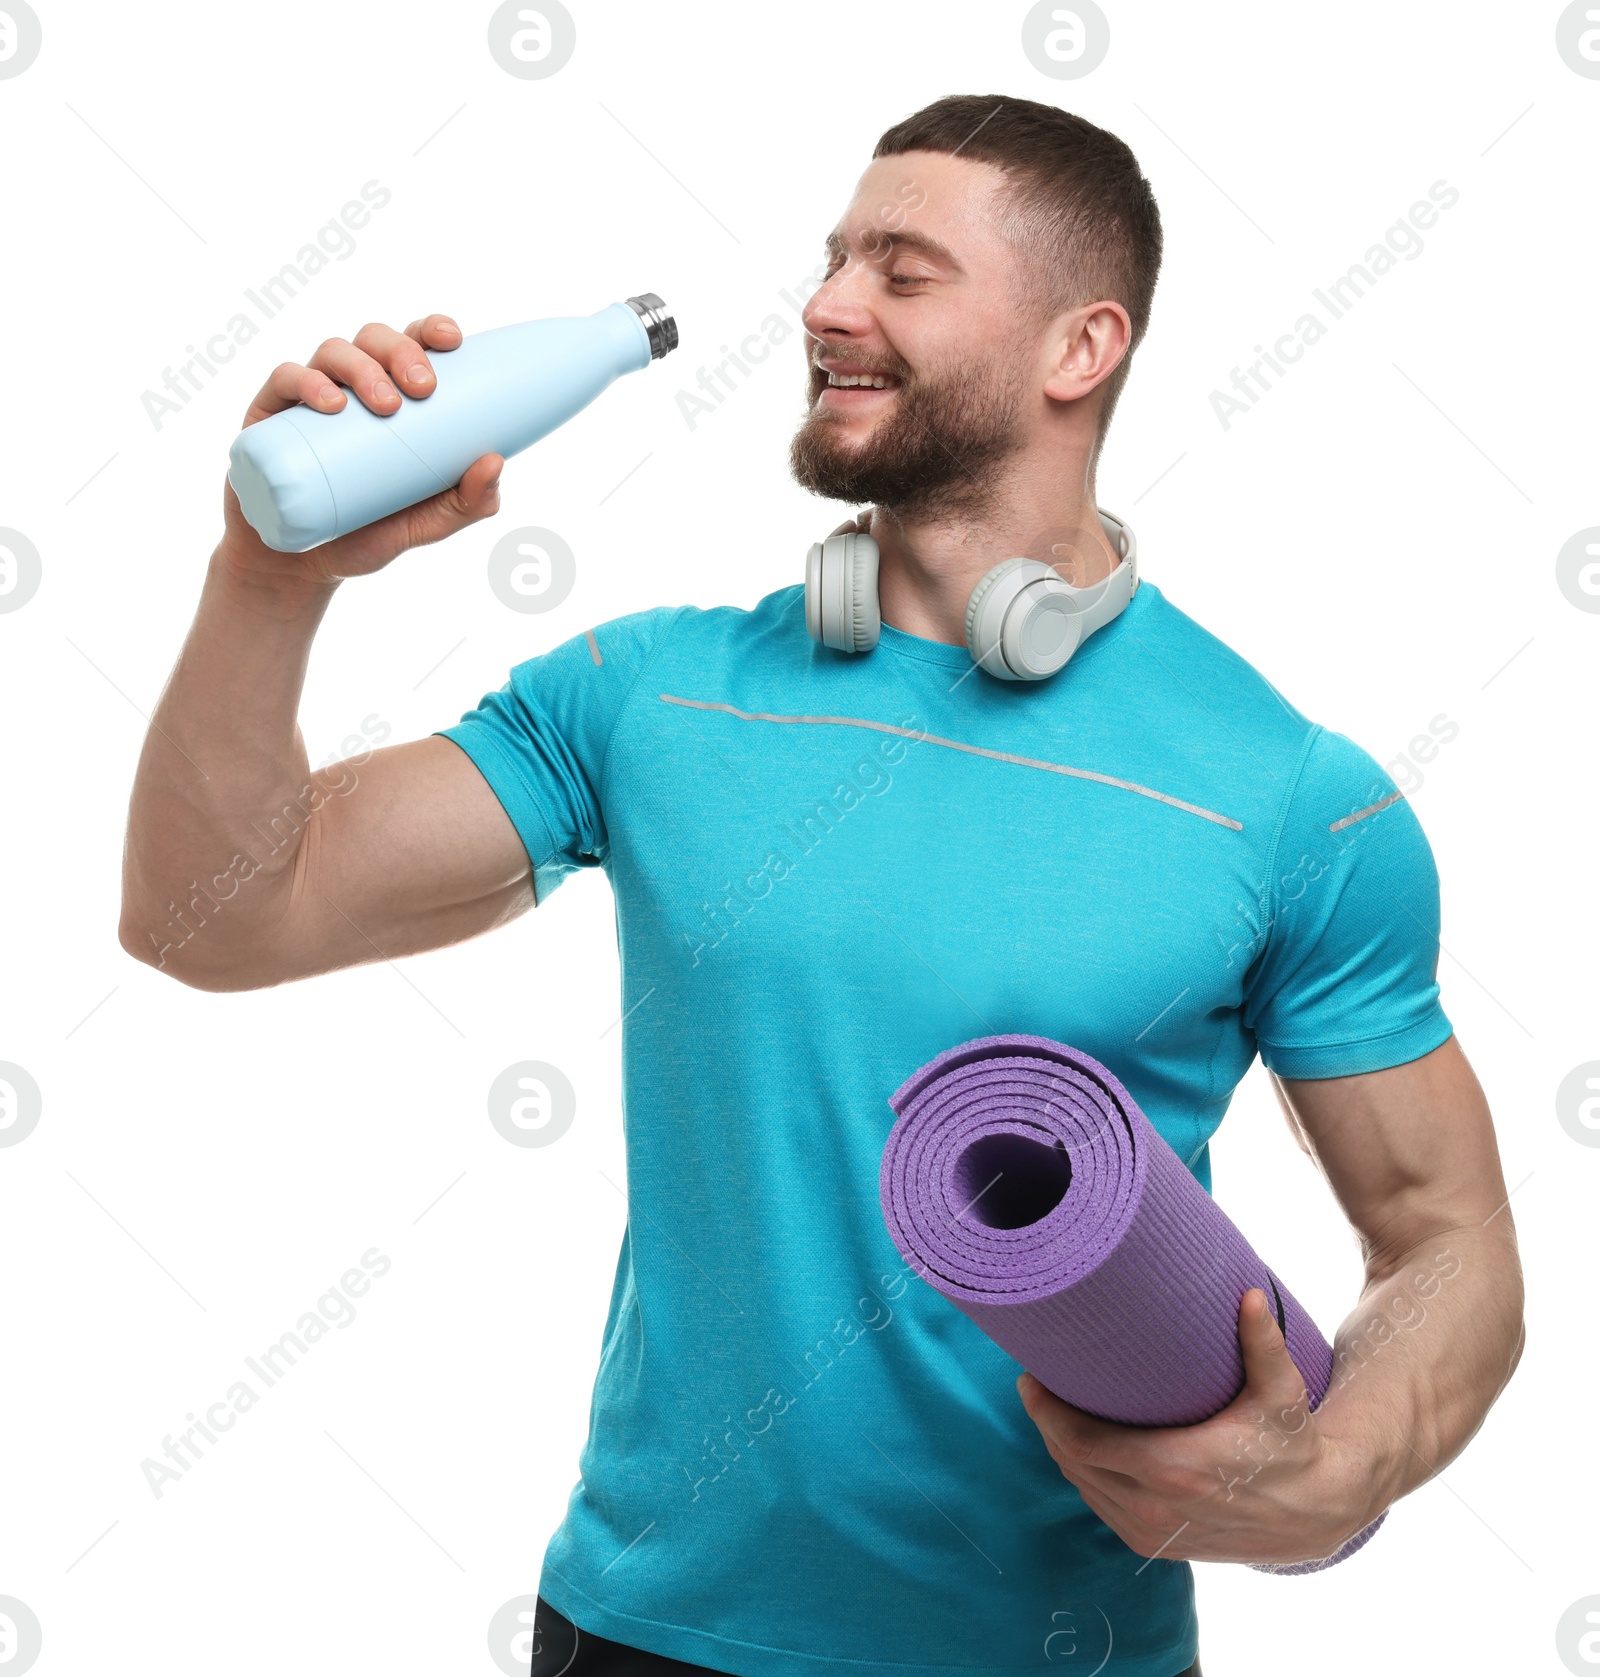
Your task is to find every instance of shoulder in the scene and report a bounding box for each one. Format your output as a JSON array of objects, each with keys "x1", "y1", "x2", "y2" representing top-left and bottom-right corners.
[
  {"x1": 502, "y1": 587, "x2": 806, "y2": 705},
  {"x1": 585, "y1": 586, "x2": 803, "y2": 653},
  {"x1": 1115, "y1": 584, "x2": 1419, "y2": 845},
  {"x1": 1128, "y1": 583, "x2": 1315, "y2": 743},
  {"x1": 1136, "y1": 594, "x2": 1409, "y2": 822},
  {"x1": 1289, "y1": 726, "x2": 1400, "y2": 820},
  {"x1": 643, "y1": 585, "x2": 806, "y2": 645},
  {"x1": 1104, "y1": 583, "x2": 1317, "y2": 815},
  {"x1": 587, "y1": 587, "x2": 810, "y2": 685}
]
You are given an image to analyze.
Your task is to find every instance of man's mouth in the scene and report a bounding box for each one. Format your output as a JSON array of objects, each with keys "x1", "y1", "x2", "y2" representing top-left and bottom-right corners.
[
  {"x1": 824, "y1": 369, "x2": 898, "y2": 389},
  {"x1": 814, "y1": 361, "x2": 904, "y2": 407}
]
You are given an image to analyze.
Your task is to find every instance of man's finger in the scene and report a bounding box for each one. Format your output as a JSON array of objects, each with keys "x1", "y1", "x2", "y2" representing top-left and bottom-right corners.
[
  {"x1": 1064, "y1": 1473, "x2": 1185, "y2": 1561},
  {"x1": 1017, "y1": 1371, "x2": 1153, "y2": 1476},
  {"x1": 240, "y1": 361, "x2": 346, "y2": 427},
  {"x1": 404, "y1": 313, "x2": 464, "y2": 351},
  {"x1": 353, "y1": 321, "x2": 439, "y2": 398},
  {"x1": 395, "y1": 453, "x2": 504, "y2": 551},
  {"x1": 306, "y1": 336, "x2": 403, "y2": 416},
  {"x1": 1232, "y1": 1288, "x2": 1312, "y2": 1419}
]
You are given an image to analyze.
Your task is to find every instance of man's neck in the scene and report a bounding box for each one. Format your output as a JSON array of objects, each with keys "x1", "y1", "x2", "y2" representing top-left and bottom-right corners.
[{"x1": 866, "y1": 456, "x2": 1121, "y2": 647}]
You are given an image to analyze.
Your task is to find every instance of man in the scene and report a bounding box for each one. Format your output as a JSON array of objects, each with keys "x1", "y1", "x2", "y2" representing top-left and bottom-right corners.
[{"x1": 120, "y1": 94, "x2": 1523, "y2": 1677}]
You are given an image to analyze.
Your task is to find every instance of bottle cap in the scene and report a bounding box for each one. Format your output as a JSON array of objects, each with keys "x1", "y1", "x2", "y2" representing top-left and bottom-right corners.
[{"x1": 625, "y1": 293, "x2": 678, "y2": 360}]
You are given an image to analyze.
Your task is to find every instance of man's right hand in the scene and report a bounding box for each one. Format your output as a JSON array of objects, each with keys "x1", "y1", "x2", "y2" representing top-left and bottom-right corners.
[
  {"x1": 220, "y1": 311, "x2": 505, "y2": 592},
  {"x1": 120, "y1": 309, "x2": 536, "y2": 992}
]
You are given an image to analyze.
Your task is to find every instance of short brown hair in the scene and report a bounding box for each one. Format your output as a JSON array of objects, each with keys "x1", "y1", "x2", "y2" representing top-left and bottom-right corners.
[{"x1": 873, "y1": 94, "x2": 1162, "y2": 443}]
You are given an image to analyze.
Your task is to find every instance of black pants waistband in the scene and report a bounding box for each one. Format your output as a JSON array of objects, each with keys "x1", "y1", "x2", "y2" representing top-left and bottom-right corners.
[{"x1": 527, "y1": 1595, "x2": 1201, "y2": 1677}]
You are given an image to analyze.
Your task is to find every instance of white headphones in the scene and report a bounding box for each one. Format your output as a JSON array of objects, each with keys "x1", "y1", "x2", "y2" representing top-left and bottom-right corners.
[{"x1": 805, "y1": 507, "x2": 1139, "y2": 681}]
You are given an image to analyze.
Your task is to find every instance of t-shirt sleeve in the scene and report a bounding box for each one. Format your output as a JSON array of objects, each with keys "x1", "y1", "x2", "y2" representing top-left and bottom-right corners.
[
  {"x1": 433, "y1": 605, "x2": 681, "y2": 903},
  {"x1": 1243, "y1": 726, "x2": 1454, "y2": 1079}
]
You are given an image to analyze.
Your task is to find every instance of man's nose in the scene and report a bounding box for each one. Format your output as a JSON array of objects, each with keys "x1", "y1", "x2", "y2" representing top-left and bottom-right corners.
[{"x1": 802, "y1": 258, "x2": 876, "y2": 341}]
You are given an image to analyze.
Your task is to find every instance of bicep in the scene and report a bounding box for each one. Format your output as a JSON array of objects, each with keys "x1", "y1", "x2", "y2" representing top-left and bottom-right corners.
[
  {"x1": 268, "y1": 734, "x2": 535, "y2": 980},
  {"x1": 1276, "y1": 1037, "x2": 1511, "y2": 1269}
]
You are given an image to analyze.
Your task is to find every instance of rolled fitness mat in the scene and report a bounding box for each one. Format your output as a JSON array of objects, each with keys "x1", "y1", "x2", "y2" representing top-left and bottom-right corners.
[{"x1": 878, "y1": 1033, "x2": 1384, "y2": 1575}]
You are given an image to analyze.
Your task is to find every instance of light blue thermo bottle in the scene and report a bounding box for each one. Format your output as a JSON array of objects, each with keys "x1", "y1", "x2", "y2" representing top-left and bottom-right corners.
[{"x1": 228, "y1": 294, "x2": 677, "y2": 552}]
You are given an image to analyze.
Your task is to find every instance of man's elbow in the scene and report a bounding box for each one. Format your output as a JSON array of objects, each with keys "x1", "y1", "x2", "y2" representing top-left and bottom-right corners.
[
  {"x1": 116, "y1": 910, "x2": 281, "y2": 993},
  {"x1": 1504, "y1": 1315, "x2": 1527, "y2": 1385}
]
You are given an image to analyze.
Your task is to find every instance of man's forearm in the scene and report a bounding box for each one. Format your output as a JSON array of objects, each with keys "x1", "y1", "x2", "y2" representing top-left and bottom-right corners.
[
  {"x1": 118, "y1": 550, "x2": 341, "y2": 984},
  {"x1": 1316, "y1": 1222, "x2": 1525, "y2": 1526}
]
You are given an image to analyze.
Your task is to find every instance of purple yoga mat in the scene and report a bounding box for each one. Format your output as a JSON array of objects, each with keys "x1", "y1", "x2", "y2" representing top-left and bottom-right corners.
[{"x1": 879, "y1": 1033, "x2": 1383, "y2": 1575}]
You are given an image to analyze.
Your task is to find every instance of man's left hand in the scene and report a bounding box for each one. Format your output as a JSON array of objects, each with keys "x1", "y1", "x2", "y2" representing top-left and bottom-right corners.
[{"x1": 1015, "y1": 1287, "x2": 1377, "y2": 1567}]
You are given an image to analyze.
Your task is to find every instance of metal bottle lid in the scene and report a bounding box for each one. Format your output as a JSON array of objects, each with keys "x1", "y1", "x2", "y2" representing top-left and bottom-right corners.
[{"x1": 624, "y1": 293, "x2": 678, "y2": 359}]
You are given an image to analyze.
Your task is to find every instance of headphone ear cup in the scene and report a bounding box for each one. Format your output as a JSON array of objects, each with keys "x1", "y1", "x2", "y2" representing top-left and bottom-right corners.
[
  {"x1": 962, "y1": 562, "x2": 1012, "y2": 663},
  {"x1": 846, "y1": 532, "x2": 881, "y2": 651},
  {"x1": 806, "y1": 531, "x2": 881, "y2": 652},
  {"x1": 965, "y1": 558, "x2": 1082, "y2": 680}
]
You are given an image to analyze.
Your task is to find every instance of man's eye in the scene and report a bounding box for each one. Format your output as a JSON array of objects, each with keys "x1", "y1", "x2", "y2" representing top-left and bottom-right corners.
[{"x1": 889, "y1": 272, "x2": 929, "y2": 287}]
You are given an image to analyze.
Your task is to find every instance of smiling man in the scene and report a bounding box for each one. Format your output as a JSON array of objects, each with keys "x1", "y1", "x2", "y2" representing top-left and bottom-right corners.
[{"x1": 120, "y1": 94, "x2": 1523, "y2": 1677}]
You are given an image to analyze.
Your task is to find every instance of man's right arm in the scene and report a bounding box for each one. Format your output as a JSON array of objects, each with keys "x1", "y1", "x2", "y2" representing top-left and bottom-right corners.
[{"x1": 118, "y1": 312, "x2": 532, "y2": 992}]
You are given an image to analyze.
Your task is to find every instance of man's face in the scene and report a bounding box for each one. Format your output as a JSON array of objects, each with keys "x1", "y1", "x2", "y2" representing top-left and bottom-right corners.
[{"x1": 789, "y1": 150, "x2": 1045, "y2": 519}]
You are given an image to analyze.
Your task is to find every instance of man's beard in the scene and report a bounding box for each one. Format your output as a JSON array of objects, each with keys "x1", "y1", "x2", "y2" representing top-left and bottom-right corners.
[{"x1": 788, "y1": 353, "x2": 1028, "y2": 521}]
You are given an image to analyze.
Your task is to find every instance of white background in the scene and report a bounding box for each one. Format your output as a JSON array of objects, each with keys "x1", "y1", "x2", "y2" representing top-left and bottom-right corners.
[{"x1": 1, "y1": 2, "x2": 1594, "y2": 1673}]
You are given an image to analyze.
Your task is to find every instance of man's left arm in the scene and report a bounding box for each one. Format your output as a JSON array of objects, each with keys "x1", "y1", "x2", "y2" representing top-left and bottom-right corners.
[{"x1": 1016, "y1": 1034, "x2": 1526, "y2": 1567}]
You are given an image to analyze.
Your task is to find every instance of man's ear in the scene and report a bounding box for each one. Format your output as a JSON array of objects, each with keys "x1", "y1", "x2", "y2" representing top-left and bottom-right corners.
[{"x1": 1042, "y1": 300, "x2": 1131, "y2": 404}]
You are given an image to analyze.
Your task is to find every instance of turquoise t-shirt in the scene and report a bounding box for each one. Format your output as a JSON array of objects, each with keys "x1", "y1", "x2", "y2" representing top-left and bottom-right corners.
[{"x1": 438, "y1": 578, "x2": 1451, "y2": 1677}]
